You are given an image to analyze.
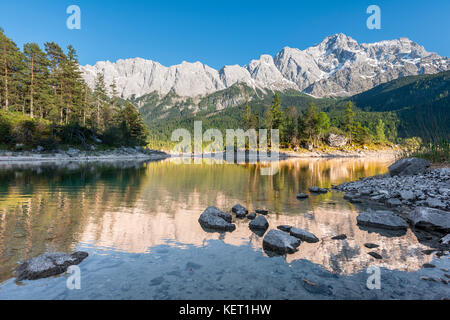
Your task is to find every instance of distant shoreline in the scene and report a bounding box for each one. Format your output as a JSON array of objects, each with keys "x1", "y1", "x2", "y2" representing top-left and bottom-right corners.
[
  {"x1": 166, "y1": 147, "x2": 402, "y2": 160},
  {"x1": 0, "y1": 146, "x2": 402, "y2": 165},
  {"x1": 0, "y1": 148, "x2": 169, "y2": 164}
]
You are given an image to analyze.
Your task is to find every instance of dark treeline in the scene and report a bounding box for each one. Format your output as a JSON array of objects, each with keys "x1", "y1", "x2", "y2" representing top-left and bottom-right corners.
[
  {"x1": 0, "y1": 29, "x2": 147, "y2": 150},
  {"x1": 244, "y1": 93, "x2": 392, "y2": 149}
]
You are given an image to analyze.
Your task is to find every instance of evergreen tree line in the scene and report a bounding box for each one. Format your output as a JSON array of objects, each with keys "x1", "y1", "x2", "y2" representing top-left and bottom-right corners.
[
  {"x1": 0, "y1": 29, "x2": 148, "y2": 149},
  {"x1": 243, "y1": 93, "x2": 390, "y2": 148}
]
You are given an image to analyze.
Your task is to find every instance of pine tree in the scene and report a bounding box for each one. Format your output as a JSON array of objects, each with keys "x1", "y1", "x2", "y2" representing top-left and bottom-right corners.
[
  {"x1": 285, "y1": 106, "x2": 298, "y2": 145},
  {"x1": 63, "y1": 45, "x2": 84, "y2": 123},
  {"x1": 44, "y1": 42, "x2": 66, "y2": 123},
  {"x1": 317, "y1": 112, "x2": 330, "y2": 142},
  {"x1": 344, "y1": 101, "x2": 355, "y2": 144},
  {"x1": 375, "y1": 119, "x2": 386, "y2": 143},
  {"x1": 0, "y1": 29, "x2": 24, "y2": 111},
  {"x1": 120, "y1": 102, "x2": 148, "y2": 146},
  {"x1": 270, "y1": 93, "x2": 285, "y2": 131},
  {"x1": 242, "y1": 102, "x2": 252, "y2": 130},
  {"x1": 23, "y1": 43, "x2": 49, "y2": 118},
  {"x1": 303, "y1": 103, "x2": 319, "y2": 145},
  {"x1": 93, "y1": 72, "x2": 107, "y2": 130}
]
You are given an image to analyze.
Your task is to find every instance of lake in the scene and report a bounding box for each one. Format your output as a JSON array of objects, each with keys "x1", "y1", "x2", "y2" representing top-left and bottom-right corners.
[{"x1": 0, "y1": 158, "x2": 449, "y2": 299}]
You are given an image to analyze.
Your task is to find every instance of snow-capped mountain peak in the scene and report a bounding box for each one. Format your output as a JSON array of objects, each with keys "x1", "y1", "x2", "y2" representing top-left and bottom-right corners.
[{"x1": 80, "y1": 34, "x2": 449, "y2": 99}]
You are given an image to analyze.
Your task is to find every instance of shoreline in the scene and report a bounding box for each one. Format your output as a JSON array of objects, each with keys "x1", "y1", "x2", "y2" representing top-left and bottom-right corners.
[
  {"x1": 334, "y1": 162, "x2": 449, "y2": 249},
  {"x1": 166, "y1": 147, "x2": 402, "y2": 161},
  {"x1": 0, "y1": 147, "x2": 170, "y2": 164},
  {"x1": 0, "y1": 145, "x2": 403, "y2": 164}
]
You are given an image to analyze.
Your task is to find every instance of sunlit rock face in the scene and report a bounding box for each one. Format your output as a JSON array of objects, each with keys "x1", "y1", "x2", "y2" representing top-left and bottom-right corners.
[{"x1": 80, "y1": 34, "x2": 449, "y2": 99}]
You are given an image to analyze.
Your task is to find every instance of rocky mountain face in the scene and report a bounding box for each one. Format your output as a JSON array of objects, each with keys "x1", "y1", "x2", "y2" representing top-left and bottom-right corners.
[{"x1": 80, "y1": 33, "x2": 448, "y2": 99}]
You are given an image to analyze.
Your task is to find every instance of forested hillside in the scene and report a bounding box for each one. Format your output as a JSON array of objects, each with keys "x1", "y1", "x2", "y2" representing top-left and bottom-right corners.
[
  {"x1": 351, "y1": 71, "x2": 450, "y2": 141},
  {"x1": 141, "y1": 71, "x2": 449, "y2": 149},
  {"x1": 0, "y1": 29, "x2": 148, "y2": 150}
]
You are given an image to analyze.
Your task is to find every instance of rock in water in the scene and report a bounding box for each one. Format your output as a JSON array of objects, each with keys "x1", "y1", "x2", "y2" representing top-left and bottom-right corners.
[
  {"x1": 309, "y1": 186, "x2": 321, "y2": 193},
  {"x1": 262, "y1": 229, "x2": 301, "y2": 254},
  {"x1": 198, "y1": 206, "x2": 236, "y2": 231},
  {"x1": 289, "y1": 227, "x2": 319, "y2": 243},
  {"x1": 385, "y1": 198, "x2": 402, "y2": 208},
  {"x1": 327, "y1": 134, "x2": 347, "y2": 148},
  {"x1": 368, "y1": 252, "x2": 382, "y2": 259},
  {"x1": 388, "y1": 158, "x2": 430, "y2": 177},
  {"x1": 255, "y1": 209, "x2": 269, "y2": 215},
  {"x1": 277, "y1": 225, "x2": 293, "y2": 232},
  {"x1": 16, "y1": 252, "x2": 88, "y2": 281},
  {"x1": 249, "y1": 215, "x2": 269, "y2": 231},
  {"x1": 331, "y1": 234, "x2": 347, "y2": 240},
  {"x1": 247, "y1": 212, "x2": 257, "y2": 220},
  {"x1": 356, "y1": 210, "x2": 408, "y2": 230},
  {"x1": 364, "y1": 243, "x2": 379, "y2": 249},
  {"x1": 309, "y1": 187, "x2": 328, "y2": 194},
  {"x1": 296, "y1": 193, "x2": 309, "y2": 199},
  {"x1": 232, "y1": 204, "x2": 248, "y2": 218},
  {"x1": 408, "y1": 207, "x2": 450, "y2": 232}
]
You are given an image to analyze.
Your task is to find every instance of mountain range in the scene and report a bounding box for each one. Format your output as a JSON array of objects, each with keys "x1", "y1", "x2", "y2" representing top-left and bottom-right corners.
[{"x1": 80, "y1": 33, "x2": 449, "y2": 99}]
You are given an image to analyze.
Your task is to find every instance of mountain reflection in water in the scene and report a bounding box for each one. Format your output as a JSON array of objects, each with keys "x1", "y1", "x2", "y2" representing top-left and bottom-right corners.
[{"x1": 0, "y1": 158, "x2": 434, "y2": 283}]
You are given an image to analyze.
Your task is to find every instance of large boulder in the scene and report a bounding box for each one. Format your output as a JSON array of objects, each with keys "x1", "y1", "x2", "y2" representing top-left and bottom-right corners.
[
  {"x1": 198, "y1": 207, "x2": 236, "y2": 231},
  {"x1": 388, "y1": 158, "x2": 430, "y2": 177},
  {"x1": 16, "y1": 252, "x2": 88, "y2": 281},
  {"x1": 356, "y1": 210, "x2": 408, "y2": 230},
  {"x1": 232, "y1": 204, "x2": 248, "y2": 218},
  {"x1": 327, "y1": 134, "x2": 347, "y2": 148},
  {"x1": 289, "y1": 227, "x2": 319, "y2": 243},
  {"x1": 262, "y1": 229, "x2": 301, "y2": 254},
  {"x1": 249, "y1": 215, "x2": 269, "y2": 230},
  {"x1": 408, "y1": 207, "x2": 450, "y2": 232}
]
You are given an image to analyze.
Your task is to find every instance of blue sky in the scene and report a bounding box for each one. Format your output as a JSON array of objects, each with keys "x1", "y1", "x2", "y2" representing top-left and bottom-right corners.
[{"x1": 1, "y1": 0, "x2": 449, "y2": 68}]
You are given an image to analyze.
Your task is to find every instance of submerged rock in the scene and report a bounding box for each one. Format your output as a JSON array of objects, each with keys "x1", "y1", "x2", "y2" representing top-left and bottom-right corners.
[
  {"x1": 16, "y1": 251, "x2": 88, "y2": 281},
  {"x1": 368, "y1": 252, "x2": 382, "y2": 259},
  {"x1": 232, "y1": 204, "x2": 248, "y2": 218},
  {"x1": 301, "y1": 278, "x2": 333, "y2": 295},
  {"x1": 331, "y1": 234, "x2": 347, "y2": 240},
  {"x1": 255, "y1": 209, "x2": 269, "y2": 215},
  {"x1": 289, "y1": 227, "x2": 319, "y2": 243},
  {"x1": 364, "y1": 243, "x2": 379, "y2": 249},
  {"x1": 344, "y1": 193, "x2": 362, "y2": 203},
  {"x1": 309, "y1": 187, "x2": 328, "y2": 194},
  {"x1": 198, "y1": 207, "x2": 235, "y2": 231},
  {"x1": 249, "y1": 215, "x2": 269, "y2": 231},
  {"x1": 262, "y1": 229, "x2": 301, "y2": 254},
  {"x1": 388, "y1": 157, "x2": 430, "y2": 177},
  {"x1": 408, "y1": 207, "x2": 450, "y2": 232},
  {"x1": 356, "y1": 210, "x2": 408, "y2": 230}
]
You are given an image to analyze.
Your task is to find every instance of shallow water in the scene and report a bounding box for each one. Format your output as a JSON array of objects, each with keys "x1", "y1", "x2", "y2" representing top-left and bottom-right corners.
[{"x1": 0, "y1": 158, "x2": 448, "y2": 299}]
